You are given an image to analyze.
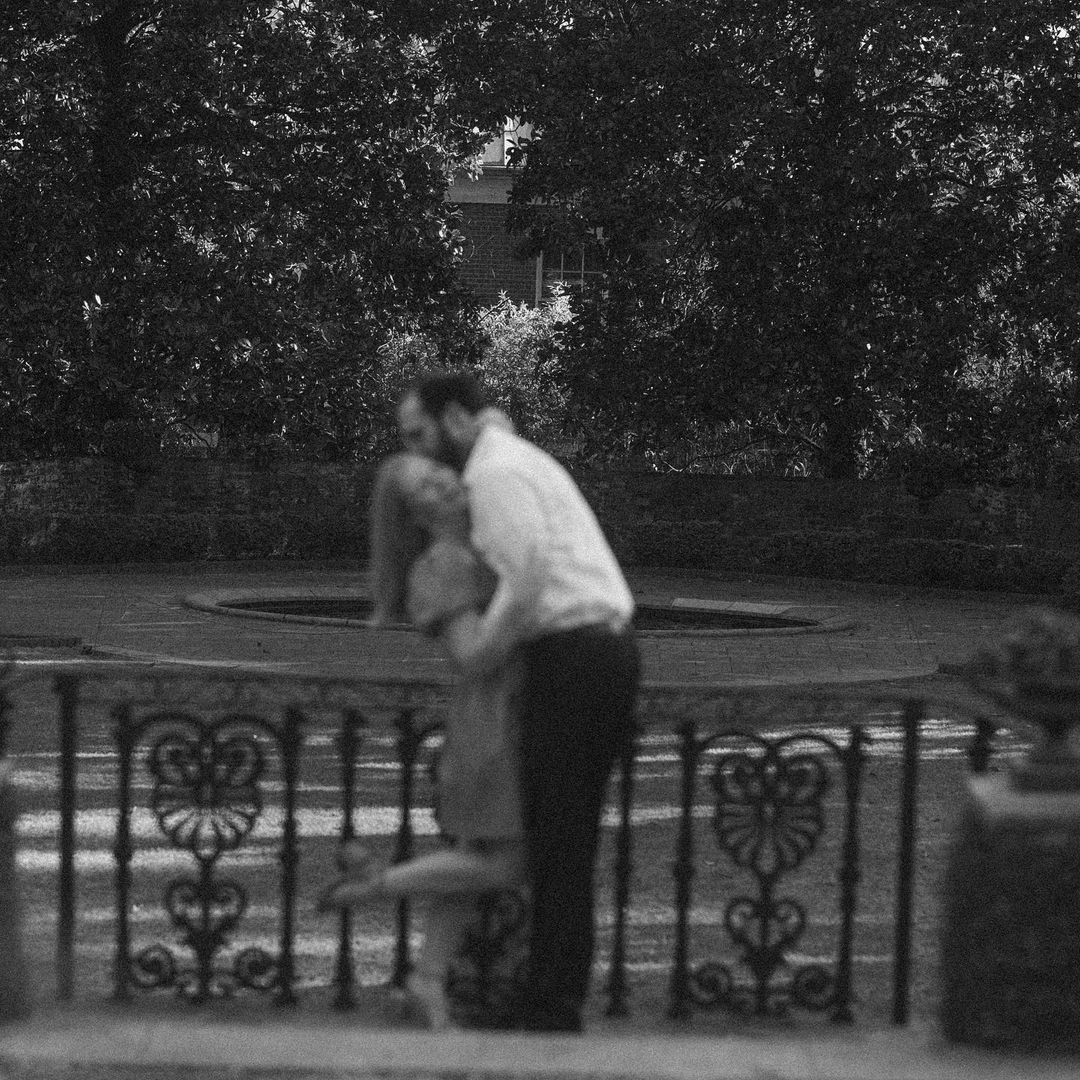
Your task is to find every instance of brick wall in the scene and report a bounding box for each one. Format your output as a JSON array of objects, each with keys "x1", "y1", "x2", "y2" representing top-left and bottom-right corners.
[
  {"x1": 0, "y1": 458, "x2": 1076, "y2": 594},
  {"x1": 574, "y1": 472, "x2": 1076, "y2": 593},
  {"x1": 456, "y1": 203, "x2": 537, "y2": 307},
  {"x1": 0, "y1": 459, "x2": 374, "y2": 563}
]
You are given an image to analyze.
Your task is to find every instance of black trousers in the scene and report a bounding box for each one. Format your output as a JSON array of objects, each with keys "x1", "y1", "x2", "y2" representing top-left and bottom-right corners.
[{"x1": 516, "y1": 623, "x2": 641, "y2": 1022}]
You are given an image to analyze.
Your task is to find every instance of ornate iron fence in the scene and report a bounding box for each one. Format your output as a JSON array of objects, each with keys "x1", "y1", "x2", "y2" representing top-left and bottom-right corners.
[{"x1": 0, "y1": 660, "x2": 1003, "y2": 1026}]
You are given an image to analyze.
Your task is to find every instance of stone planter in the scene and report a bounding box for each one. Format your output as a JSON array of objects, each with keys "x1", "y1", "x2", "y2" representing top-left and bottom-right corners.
[
  {"x1": 941, "y1": 649, "x2": 1080, "y2": 1050},
  {"x1": 941, "y1": 775, "x2": 1080, "y2": 1049}
]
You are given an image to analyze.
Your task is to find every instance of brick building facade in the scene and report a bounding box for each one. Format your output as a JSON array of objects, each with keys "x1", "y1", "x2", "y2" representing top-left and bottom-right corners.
[
  {"x1": 447, "y1": 164, "x2": 538, "y2": 307},
  {"x1": 448, "y1": 125, "x2": 603, "y2": 307},
  {"x1": 448, "y1": 124, "x2": 606, "y2": 307}
]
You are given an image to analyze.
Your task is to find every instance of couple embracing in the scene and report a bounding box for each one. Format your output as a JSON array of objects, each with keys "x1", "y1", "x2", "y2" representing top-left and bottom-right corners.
[{"x1": 319, "y1": 371, "x2": 640, "y2": 1033}]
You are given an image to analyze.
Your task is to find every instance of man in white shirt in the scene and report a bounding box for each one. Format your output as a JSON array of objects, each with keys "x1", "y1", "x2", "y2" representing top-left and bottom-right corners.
[{"x1": 398, "y1": 372, "x2": 640, "y2": 1032}]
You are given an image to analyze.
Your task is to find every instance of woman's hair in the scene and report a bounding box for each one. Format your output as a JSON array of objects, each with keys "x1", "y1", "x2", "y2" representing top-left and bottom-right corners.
[{"x1": 369, "y1": 454, "x2": 431, "y2": 624}]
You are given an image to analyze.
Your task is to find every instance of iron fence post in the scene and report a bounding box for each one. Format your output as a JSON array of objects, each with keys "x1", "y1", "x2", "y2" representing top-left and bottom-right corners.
[
  {"x1": 112, "y1": 703, "x2": 135, "y2": 1002},
  {"x1": 53, "y1": 673, "x2": 80, "y2": 1002},
  {"x1": 892, "y1": 697, "x2": 924, "y2": 1025},
  {"x1": 832, "y1": 723, "x2": 868, "y2": 1023},
  {"x1": 967, "y1": 716, "x2": 996, "y2": 775},
  {"x1": 605, "y1": 725, "x2": 637, "y2": 1017},
  {"x1": 392, "y1": 707, "x2": 418, "y2": 989},
  {"x1": 275, "y1": 707, "x2": 303, "y2": 1006},
  {"x1": 668, "y1": 718, "x2": 697, "y2": 1021},
  {"x1": 332, "y1": 708, "x2": 363, "y2": 1009}
]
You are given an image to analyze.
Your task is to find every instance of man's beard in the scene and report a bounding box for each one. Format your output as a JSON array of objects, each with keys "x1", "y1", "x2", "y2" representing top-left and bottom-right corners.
[{"x1": 433, "y1": 421, "x2": 468, "y2": 472}]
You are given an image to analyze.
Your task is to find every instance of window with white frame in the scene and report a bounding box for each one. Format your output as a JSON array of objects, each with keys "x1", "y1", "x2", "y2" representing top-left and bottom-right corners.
[
  {"x1": 481, "y1": 120, "x2": 532, "y2": 165},
  {"x1": 536, "y1": 229, "x2": 605, "y2": 303}
]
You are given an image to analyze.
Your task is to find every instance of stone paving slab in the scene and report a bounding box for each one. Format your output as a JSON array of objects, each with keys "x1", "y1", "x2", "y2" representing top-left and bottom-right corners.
[
  {"x1": 1, "y1": 1007, "x2": 1078, "y2": 1080},
  {"x1": 670, "y1": 598, "x2": 798, "y2": 616}
]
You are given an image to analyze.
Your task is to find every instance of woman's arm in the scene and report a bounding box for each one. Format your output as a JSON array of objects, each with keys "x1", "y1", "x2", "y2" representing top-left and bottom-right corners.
[{"x1": 437, "y1": 609, "x2": 486, "y2": 669}]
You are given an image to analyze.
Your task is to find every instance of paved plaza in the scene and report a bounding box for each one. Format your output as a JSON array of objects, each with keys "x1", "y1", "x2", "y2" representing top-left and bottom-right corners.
[
  {"x1": 0, "y1": 560, "x2": 1074, "y2": 1079},
  {"x1": 0, "y1": 559, "x2": 1044, "y2": 687}
]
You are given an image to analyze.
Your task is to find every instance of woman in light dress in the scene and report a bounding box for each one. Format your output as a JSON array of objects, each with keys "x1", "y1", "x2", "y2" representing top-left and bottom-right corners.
[{"x1": 318, "y1": 439, "x2": 525, "y2": 1030}]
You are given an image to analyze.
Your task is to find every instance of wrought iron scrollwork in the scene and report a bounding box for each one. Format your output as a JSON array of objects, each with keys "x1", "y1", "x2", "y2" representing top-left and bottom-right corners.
[
  {"x1": 449, "y1": 889, "x2": 530, "y2": 1028},
  {"x1": 711, "y1": 745, "x2": 828, "y2": 874},
  {"x1": 17, "y1": 664, "x2": 1007, "y2": 1021},
  {"x1": 116, "y1": 711, "x2": 286, "y2": 1003},
  {"x1": 149, "y1": 726, "x2": 263, "y2": 858},
  {"x1": 676, "y1": 721, "x2": 866, "y2": 1021}
]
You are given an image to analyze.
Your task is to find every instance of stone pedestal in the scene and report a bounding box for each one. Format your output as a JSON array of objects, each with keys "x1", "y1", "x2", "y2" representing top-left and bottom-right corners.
[
  {"x1": 941, "y1": 773, "x2": 1080, "y2": 1050},
  {"x1": 0, "y1": 761, "x2": 31, "y2": 1020}
]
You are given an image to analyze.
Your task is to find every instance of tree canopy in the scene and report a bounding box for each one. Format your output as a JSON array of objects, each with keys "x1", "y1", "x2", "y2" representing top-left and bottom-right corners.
[
  {"x1": 5, "y1": 1, "x2": 1080, "y2": 481},
  {"x1": 433, "y1": 0, "x2": 1080, "y2": 478},
  {"x1": 1, "y1": 0, "x2": 485, "y2": 460}
]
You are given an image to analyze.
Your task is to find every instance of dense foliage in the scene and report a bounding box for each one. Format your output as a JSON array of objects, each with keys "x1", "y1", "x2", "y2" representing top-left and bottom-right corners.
[
  {"x1": 5, "y1": 1, "x2": 1080, "y2": 485},
  {"x1": 1, "y1": 1, "x2": 484, "y2": 461},
  {"x1": 433, "y1": 0, "x2": 1080, "y2": 480},
  {"x1": 375, "y1": 286, "x2": 572, "y2": 456}
]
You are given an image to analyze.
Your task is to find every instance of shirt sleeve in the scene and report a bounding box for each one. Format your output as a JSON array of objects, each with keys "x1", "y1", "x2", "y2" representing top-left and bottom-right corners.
[{"x1": 465, "y1": 465, "x2": 547, "y2": 674}]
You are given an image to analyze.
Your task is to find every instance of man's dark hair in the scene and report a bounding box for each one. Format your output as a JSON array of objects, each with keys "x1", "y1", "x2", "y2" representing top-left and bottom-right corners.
[{"x1": 409, "y1": 370, "x2": 488, "y2": 419}]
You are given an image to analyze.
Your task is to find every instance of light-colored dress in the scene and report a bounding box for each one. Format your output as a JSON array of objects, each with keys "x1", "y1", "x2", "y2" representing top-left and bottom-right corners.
[{"x1": 407, "y1": 538, "x2": 523, "y2": 842}]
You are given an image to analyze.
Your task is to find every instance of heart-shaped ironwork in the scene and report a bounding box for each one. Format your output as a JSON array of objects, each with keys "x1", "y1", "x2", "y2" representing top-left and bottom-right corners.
[
  {"x1": 712, "y1": 746, "x2": 827, "y2": 876},
  {"x1": 166, "y1": 877, "x2": 247, "y2": 949},
  {"x1": 149, "y1": 725, "x2": 263, "y2": 860}
]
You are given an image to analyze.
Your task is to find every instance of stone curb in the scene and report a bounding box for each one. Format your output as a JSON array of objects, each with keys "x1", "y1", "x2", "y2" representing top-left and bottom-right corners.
[
  {"x1": 184, "y1": 589, "x2": 857, "y2": 639},
  {"x1": 1, "y1": 1012, "x2": 1079, "y2": 1080},
  {"x1": 79, "y1": 645, "x2": 302, "y2": 671},
  {"x1": 0, "y1": 634, "x2": 82, "y2": 648}
]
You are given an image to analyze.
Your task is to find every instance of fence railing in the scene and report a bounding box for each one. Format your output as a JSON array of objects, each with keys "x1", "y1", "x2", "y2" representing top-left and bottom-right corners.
[{"x1": 0, "y1": 660, "x2": 1006, "y2": 1027}]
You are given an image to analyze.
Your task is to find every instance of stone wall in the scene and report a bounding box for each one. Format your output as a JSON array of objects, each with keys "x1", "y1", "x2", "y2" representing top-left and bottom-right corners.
[
  {"x1": 578, "y1": 472, "x2": 1075, "y2": 594},
  {"x1": 0, "y1": 458, "x2": 1075, "y2": 595},
  {"x1": 0, "y1": 459, "x2": 373, "y2": 563}
]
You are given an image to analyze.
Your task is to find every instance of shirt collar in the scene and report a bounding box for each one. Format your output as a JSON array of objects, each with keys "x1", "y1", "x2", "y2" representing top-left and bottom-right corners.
[{"x1": 463, "y1": 420, "x2": 503, "y2": 476}]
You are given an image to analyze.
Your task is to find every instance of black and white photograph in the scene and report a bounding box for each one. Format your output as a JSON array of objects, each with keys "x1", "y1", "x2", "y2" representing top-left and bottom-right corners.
[{"x1": 1, "y1": 3, "x2": 1079, "y2": 1078}]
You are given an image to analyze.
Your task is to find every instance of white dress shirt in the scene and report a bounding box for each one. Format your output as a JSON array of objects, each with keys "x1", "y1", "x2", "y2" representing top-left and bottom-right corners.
[{"x1": 463, "y1": 424, "x2": 634, "y2": 672}]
